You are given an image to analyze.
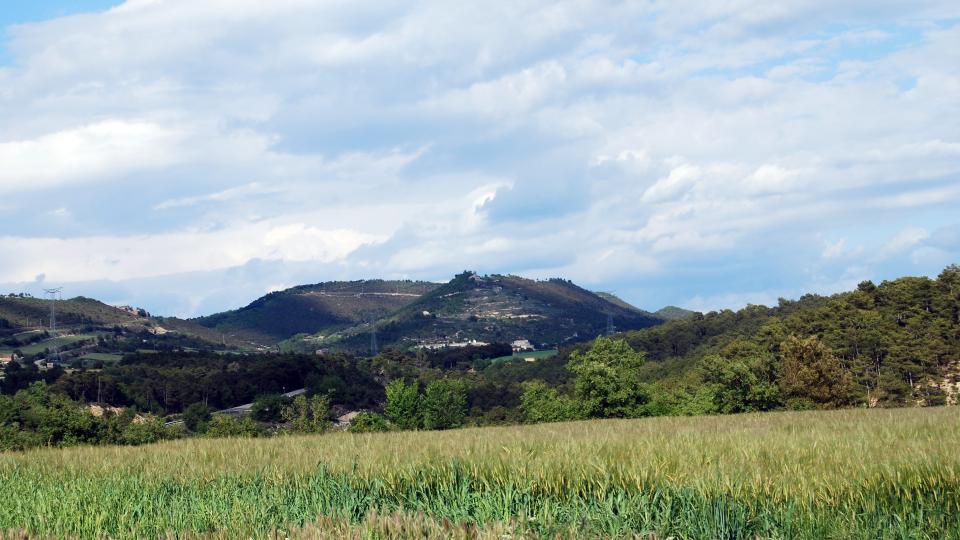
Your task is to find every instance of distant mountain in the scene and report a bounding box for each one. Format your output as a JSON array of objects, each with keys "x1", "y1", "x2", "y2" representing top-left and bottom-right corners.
[
  {"x1": 654, "y1": 306, "x2": 697, "y2": 320},
  {"x1": 595, "y1": 292, "x2": 696, "y2": 321},
  {"x1": 194, "y1": 280, "x2": 441, "y2": 345},
  {"x1": 308, "y1": 272, "x2": 665, "y2": 353}
]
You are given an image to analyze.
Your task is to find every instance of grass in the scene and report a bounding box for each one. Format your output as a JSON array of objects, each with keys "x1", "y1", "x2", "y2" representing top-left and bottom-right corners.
[
  {"x1": 1, "y1": 407, "x2": 958, "y2": 538},
  {"x1": 78, "y1": 353, "x2": 124, "y2": 364},
  {"x1": 489, "y1": 349, "x2": 559, "y2": 363},
  {"x1": 14, "y1": 334, "x2": 98, "y2": 356}
]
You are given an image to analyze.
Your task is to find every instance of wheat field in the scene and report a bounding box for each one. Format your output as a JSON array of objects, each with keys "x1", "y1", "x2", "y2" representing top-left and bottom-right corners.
[{"x1": 1, "y1": 407, "x2": 958, "y2": 538}]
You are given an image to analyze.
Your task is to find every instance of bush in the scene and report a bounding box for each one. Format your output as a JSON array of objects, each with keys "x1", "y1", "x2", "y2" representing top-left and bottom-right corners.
[
  {"x1": 520, "y1": 380, "x2": 582, "y2": 423},
  {"x1": 348, "y1": 412, "x2": 391, "y2": 433},
  {"x1": 205, "y1": 415, "x2": 260, "y2": 438}
]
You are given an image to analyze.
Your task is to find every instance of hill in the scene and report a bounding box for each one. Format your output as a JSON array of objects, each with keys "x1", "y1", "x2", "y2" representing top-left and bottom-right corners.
[
  {"x1": 310, "y1": 272, "x2": 664, "y2": 352},
  {"x1": 194, "y1": 280, "x2": 441, "y2": 345},
  {"x1": 0, "y1": 295, "x2": 137, "y2": 332},
  {"x1": 653, "y1": 305, "x2": 697, "y2": 320},
  {"x1": 0, "y1": 295, "x2": 239, "y2": 351},
  {"x1": 608, "y1": 264, "x2": 960, "y2": 408},
  {"x1": 594, "y1": 292, "x2": 696, "y2": 321}
]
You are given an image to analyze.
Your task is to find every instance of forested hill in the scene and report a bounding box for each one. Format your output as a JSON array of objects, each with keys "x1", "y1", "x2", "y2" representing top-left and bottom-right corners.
[
  {"x1": 317, "y1": 272, "x2": 665, "y2": 352},
  {"x1": 612, "y1": 265, "x2": 960, "y2": 408},
  {"x1": 194, "y1": 280, "x2": 441, "y2": 345}
]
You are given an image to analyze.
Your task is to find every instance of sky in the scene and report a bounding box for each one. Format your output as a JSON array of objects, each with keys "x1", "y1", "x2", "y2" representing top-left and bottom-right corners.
[{"x1": 0, "y1": 0, "x2": 958, "y2": 317}]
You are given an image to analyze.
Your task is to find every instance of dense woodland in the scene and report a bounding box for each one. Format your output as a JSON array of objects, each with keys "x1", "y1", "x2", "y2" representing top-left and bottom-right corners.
[{"x1": 1, "y1": 266, "x2": 957, "y2": 451}]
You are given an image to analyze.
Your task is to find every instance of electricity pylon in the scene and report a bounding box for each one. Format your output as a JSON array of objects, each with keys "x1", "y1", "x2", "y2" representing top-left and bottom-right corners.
[{"x1": 43, "y1": 287, "x2": 63, "y2": 364}]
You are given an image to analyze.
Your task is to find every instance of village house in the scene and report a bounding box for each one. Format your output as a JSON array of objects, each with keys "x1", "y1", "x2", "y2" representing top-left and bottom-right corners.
[{"x1": 511, "y1": 339, "x2": 534, "y2": 352}]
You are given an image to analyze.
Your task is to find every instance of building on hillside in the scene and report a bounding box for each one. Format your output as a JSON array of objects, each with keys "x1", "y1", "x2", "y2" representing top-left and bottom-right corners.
[
  {"x1": 0, "y1": 354, "x2": 13, "y2": 366},
  {"x1": 512, "y1": 339, "x2": 534, "y2": 352}
]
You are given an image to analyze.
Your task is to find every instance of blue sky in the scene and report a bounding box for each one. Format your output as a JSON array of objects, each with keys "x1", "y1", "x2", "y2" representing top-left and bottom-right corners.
[
  {"x1": 0, "y1": 0, "x2": 958, "y2": 317},
  {"x1": 0, "y1": 1, "x2": 120, "y2": 63}
]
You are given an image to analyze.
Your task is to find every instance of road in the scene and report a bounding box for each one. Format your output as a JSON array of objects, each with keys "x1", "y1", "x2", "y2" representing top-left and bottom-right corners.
[{"x1": 163, "y1": 388, "x2": 306, "y2": 427}]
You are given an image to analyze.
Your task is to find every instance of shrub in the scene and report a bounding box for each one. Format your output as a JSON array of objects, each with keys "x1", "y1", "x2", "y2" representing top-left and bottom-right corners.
[{"x1": 348, "y1": 412, "x2": 391, "y2": 433}]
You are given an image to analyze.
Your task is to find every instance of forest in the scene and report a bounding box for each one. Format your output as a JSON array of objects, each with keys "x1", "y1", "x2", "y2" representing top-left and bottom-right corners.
[{"x1": 1, "y1": 266, "x2": 957, "y2": 451}]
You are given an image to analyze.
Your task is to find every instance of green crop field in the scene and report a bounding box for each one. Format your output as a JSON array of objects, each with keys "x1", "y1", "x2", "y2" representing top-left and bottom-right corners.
[{"x1": 1, "y1": 407, "x2": 958, "y2": 539}]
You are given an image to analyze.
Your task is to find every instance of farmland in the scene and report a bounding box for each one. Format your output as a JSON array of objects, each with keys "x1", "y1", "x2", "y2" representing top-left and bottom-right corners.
[
  {"x1": 489, "y1": 349, "x2": 559, "y2": 363},
  {"x1": 0, "y1": 334, "x2": 99, "y2": 357},
  {"x1": 1, "y1": 406, "x2": 958, "y2": 539}
]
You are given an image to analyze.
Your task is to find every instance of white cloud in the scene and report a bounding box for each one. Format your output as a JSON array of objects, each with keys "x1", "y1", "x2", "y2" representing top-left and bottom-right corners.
[
  {"x1": 0, "y1": 120, "x2": 183, "y2": 192},
  {"x1": 641, "y1": 164, "x2": 702, "y2": 203},
  {"x1": 877, "y1": 227, "x2": 930, "y2": 260},
  {"x1": 0, "y1": 219, "x2": 383, "y2": 283},
  {"x1": 0, "y1": 0, "x2": 958, "y2": 315}
]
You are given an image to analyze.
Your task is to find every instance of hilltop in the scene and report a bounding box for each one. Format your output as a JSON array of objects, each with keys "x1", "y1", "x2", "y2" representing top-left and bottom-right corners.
[
  {"x1": 0, "y1": 295, "x2": 137, "y2": 331},
  {"x1": 193, "y1": 280, "x2": 441, "y2": 345},
  {"x1": 304, "y1": 272, "x2": 665, "y2": 352}
]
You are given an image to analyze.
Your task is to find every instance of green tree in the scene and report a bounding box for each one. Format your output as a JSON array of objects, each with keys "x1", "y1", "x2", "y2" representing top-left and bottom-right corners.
[
  {"x1": 568, "y1": 336, "x2": 648, "y2": 417},
  {"x1": 699, "y1": 340, "x2": 781, "y2": 413},
  {"x1": 779, "y1": 336, "x2": 857, "y2": 409},
  {"x1": 182, "y1": 402, "x2": 212, "y2": 433},
  {"x1": 251, "y1": 393, "x2": 291, "y2": 422},
  {"x1": 421, "y1": 379, "x2": 466, "y2": 430},
  {"x1": 384, "y1": 379, "x2": 421, "y2": 430},
  {"x1": 519, "y1": 380, "x2": 582, "y2": 423},
  {"x1": 281, "y1": 394, "x2": 331, "y2": 433}
]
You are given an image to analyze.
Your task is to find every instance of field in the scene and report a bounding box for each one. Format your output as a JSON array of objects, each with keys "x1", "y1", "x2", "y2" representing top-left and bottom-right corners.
[
  {"x1": 489, "y1": 349, "x2": 559, "y2": 363},
  {"x1": 1, "y1": 407, "x2": 958, "y2": 539},
  {"x1": 78, "y1": 353, "x2": 124, "y2": 364},
  {"x1": 0, "y1": 334, "x2": 98, "y2": 356}
]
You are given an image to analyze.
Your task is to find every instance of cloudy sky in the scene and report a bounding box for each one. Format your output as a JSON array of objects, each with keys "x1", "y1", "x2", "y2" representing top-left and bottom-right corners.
[{"x1": 1, "y1": 0, "x2": 958, "y2": 317}]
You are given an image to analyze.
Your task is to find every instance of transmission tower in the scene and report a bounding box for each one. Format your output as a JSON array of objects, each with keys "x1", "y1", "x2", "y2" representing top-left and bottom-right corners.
[
  {"x1": 43, "y1": 287, "x2": 62, "y2": 333},
  {"x1": 606, "y1": 314, "x2": 616, "y2": 336},
  {"x1": 369, "y1": 317, "x2": 379, "y2": 356},
  {"x1": 43, "y1": 287, "x2": 63, "y2": 364}
]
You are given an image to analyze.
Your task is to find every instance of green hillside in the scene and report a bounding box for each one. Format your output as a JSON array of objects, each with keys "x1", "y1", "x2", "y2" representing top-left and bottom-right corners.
[
  {"x1": 314, "y1": 272, "x2": 664, "y2": 352},
  {"x1": 604, "y1": 265, "x2": 960, "y2": 409},
  {"x1": 0, "y1": 295, "x2": 242, "y2": 351},
  {"x1": 653, "y1": 305, "x2": 697, "y2": 320},
  {"x1": 0, "y1": 296, "x2": 137, "y2": 332},
  {"x1": 194, "y1": 280, "x2": 441, "y2": 344}
]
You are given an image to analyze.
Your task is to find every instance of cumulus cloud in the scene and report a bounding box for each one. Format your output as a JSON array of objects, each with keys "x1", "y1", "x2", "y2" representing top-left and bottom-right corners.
[{"x1": 0, "y1": 0, "x2": 958, "y2": 315}]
